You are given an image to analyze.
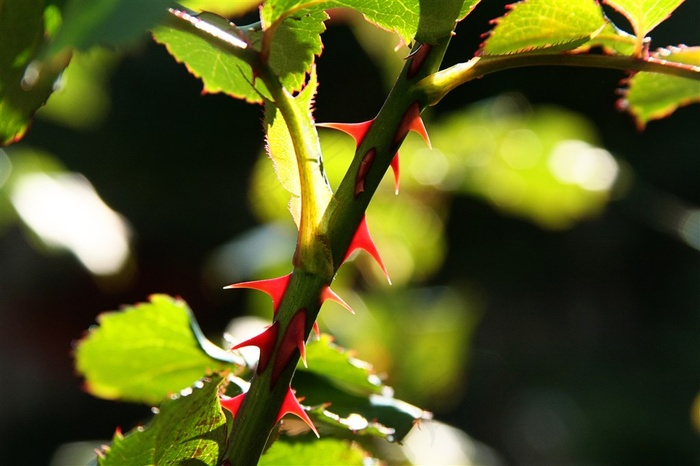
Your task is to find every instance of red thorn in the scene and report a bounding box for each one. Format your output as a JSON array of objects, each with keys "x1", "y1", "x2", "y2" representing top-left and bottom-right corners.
[
  {"x1": 313, "y1": 321, "x2": 320, "y2": 338},
  {"x1": 321, "y1": 286, "x2": 354, "y2": 314},
  {"x1": 390, "y1": 153, "x2": 400, "y2": 195},
  {"x1": 231, "y1": 322, "x2": 279, "y2": 373},
  {"x1": 344, "y1": 216, "x2": 391, "y2": 284},
  {"x1": 277, "y1": 386, "x2": 319, "y2": 437},
  {"x1": 317, "y1": 120, "x2": 373, "y2": 146},
  {"x1": 394, "y1": 103, "x2": 431, "y2": 149},
  {"x1": 224, "y1": 273, "x2": 291, "y2": 313},
  {"x1": 220, "y1": 392, "x2": 246, "y2": 418},
  {"x1": 272, "y1": 309, "x2": 307, "y2": 387}
]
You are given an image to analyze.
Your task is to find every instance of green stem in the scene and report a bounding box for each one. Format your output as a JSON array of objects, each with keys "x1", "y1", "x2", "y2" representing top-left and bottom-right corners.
[
  {"x1": 419, "y1": 53, "x2": 700, "y2": 105},
  {"x1": 226, "y1": 36, "x2": 454, "y2": 466},
  {"x1": 226, "y1": 270, "x2": 327, "y2": 466},
  {"x1": 324, "y1": 39, "x2": 453, "y2": 268}
]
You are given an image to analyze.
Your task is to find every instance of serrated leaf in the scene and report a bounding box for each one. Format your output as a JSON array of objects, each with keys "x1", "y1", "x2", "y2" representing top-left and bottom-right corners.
[
  {"x1": 267, "y1": 9, "x2": 327, "y2": 92},
  {"x1": 76, "y1": 294, "x2": 235, "y2": 404},
  {"x1": 152, "y1": 14, "x2": 271, "y2": 103},
  {"x1": 301, "y1": 334, "x2": 383, "y2": 395},
  {"x1": 481, "y1": 0, "x2": 607, "y2": 55},
  {"x1": 263, "y1": 0, "x2": 417, "y2": 46},
  {"x1": 621, "y1": 45, "x2": 700, "y2": 127},
  {"x1": 603, "y1": 0, "x2": 684, "y2": 40},
  {"x1": 294, "y1": 371, "x2": 426, "y2": 442},
  {"x1": 293, "y1": 336, "x2": 429, "y2": 442},
  {"x1": 100, "y1": 375, "x2": 228, "y2": 466},
  {"x1": 260, "y1": 437, "x2": 367, "y2": 465},
  {"x1": 0, "y1": 1, "x2": 70, "y2": 145},
  {"x1": 45, "y1": 0, "x2": 170, "y2": 57},
  {"x1": 262, "y1": 0, "x2": 476, "y2": 45}
]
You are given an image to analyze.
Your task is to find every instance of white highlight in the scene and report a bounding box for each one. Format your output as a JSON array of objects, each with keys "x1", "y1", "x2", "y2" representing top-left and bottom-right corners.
[
  {"x1": 10, "y1": 172, "x2": 131, "y2": 276},
  {"x1": 169, "y1": 9, "x2": 248, "y2": 49},
  {"x1": 548, "y1": 140, "x2": 619, "y2": 191}
]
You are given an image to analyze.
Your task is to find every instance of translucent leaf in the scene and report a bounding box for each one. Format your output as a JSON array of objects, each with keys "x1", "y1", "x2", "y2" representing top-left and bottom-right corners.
[
  {"x1": 152, "y1": 14, "x2": 271, "y2": 103},
  {"x1": 0, "y1": 1, "x2": 70, "y2": 145},
  {"x1": 621, "y1": 45, "x2": 700, "y2": 127},
  {"x1": 301, "y1": 334, "x2": 383, "y2": 395},
  {"x1": 45, "y1": 0, "x2": 170, "y2": 56},
  {"x1": 603, "y1": 0, "x2": 684, "y2": 39},
  {"x1": 262, "y1": 0, "x2": 479, "y2": 45},
  {"x1": 99, "y1": 375, "x2": 228, "y2": 466},
  {"x1": 264, "y1": 67, "x2": 331, "y2": 226},
  {"x1": 294, "y1": 371, "x2": 427, "y2": 442},
  {"x1": 293, "y1": 336, "x2": 429, "y2": 442},
  {"x1": 75, "y1": 294, "x2": 236, "y2": 404},
  {"x1": 260, "y1": 437, "x2": 368, "y2": 465},
  {"x1": 267, "y1": 9, "x2": 327, "y2": 92},
  {"x1": 481, "y1": 0, "x2": 607, "y2": 55}
]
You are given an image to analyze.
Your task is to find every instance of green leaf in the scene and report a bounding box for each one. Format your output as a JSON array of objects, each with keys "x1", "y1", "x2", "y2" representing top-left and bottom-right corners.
[
  {"x1": 262, "y1": 0, "x2": 417, "y2": 46},
  {"x1": 152, "y1": 13, "x2": 271, "y2": 104},
  {"x1": 301, "y1": 334, "x2": 383, "y2": 395},
  {"x1": 603, "y1": 0, "x2": 684, "y2": 40},
  {"x1": 44, "y1": 0, "x2": 170, "y2": 57},
  {"x1": 621, "y1": 45, "x2": 700, "y2": 127},
  {"x1": 75, "y1": 294, "x2": 236, "y2": 404},
  {"x1": 260, "y1": 437, "x2": 368, "y2": 466},
  {"x1": 294, "y1": 371, "x2": 426, "y2": 442},
  {"x1": 293, "y1": 336, "x2": 428, "y2": 442},
  {"x1": 267, "y1": 9, "x2": 327, "y2": 92},
  {"x1": 99, "y1": 374, "x2": 228, "y2": 466},
  {"x1": 263, "y1": 0, "x2": 476, "y2": 45},
  {"x1": 0, "y1": 0, "x2": 70, "y2": 145},
  {"x1": 481, "y1": 0, "x2": 607, "y2": 55}
]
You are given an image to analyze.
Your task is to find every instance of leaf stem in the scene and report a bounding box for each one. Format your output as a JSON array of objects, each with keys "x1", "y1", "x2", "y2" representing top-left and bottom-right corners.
[{"x1": 419, "y1": 53, "x2": 700, "y2": 105}]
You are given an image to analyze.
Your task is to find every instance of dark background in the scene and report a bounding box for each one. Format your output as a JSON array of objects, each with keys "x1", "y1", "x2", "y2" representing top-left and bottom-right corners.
[{"x1": 1, "y1": 1, "x2": 699, "y2": 464}]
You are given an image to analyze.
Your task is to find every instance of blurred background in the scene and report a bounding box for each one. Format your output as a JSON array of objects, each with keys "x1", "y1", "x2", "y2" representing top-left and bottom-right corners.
[{"x1": 1, "y1": 1, "x2": 698, "y2": 464}]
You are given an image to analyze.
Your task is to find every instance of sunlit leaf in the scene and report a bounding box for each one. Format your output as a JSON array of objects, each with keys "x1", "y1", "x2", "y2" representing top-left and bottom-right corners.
[
  {"x1": 294, "y1": 371, "x2": 427, "y2": 442},
  {"x1": 260, "y1": 437, "x2": 368, "y2": 465},
  {"x1": 267, "y1": 9, "x2": 327, "y2": 92},
  {"x1": 0, "y1": 1, "x2": 70, "y2": 145},
  {"x1": 301, "y1": 334, "x2": 383, "y2": 395},
  {"x1": 481, "y1": 0, "x2": 607, "y2": 55},
  {"x1": 263, "y1": 0, "x2": 479, "y2": 45},
  {"x1": 264, "y1": 67, "x2": 332, "y2": 226},
  {"x1": 76, "y1": 294, "x2": 236, "y2": 404},
  {"x1": 603, "y1": 0, "x2": 684, "y2": 39},
  {"x1": 152, "y1": 13, "x2": 271, "y2": 103},
  {"x1": 621, "y1": 45, "x2": 700, "y2": 127},
  {"x1": 99, "y1": 375, "x2": 228, "y2": 466}
]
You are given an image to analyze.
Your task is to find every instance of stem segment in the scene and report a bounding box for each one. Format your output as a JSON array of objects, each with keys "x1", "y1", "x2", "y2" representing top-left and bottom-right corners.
[{"x1": 419, "y1": 53, "x2": 700, "y2": 105}]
